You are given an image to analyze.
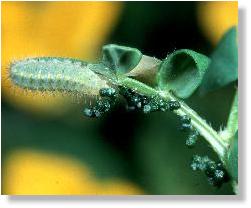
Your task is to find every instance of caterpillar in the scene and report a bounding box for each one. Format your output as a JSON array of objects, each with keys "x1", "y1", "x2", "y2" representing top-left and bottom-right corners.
[{"x1": 10, "y1": 57, "x2": 110, "y2": 97}]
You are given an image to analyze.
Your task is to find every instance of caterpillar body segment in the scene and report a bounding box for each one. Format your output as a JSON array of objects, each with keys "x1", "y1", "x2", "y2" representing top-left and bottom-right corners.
[{"x1": 10, "y1": 57, "x2": 110, "y2": 96}]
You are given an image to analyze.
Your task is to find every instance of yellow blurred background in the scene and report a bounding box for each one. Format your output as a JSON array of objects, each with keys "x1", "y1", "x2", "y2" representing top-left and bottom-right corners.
[
  {"x1": 2, "y1": 149, "x2": 142, "y2": 195},
  {"x1": 2, "y1": 1, "x2": 144, "y2": 195},
  {"x1": 1, "y1": 1, "x2": 122, "y2": 115},
  {"x1": 198, "y1": 1, "x2": 238, "y2": 45}
]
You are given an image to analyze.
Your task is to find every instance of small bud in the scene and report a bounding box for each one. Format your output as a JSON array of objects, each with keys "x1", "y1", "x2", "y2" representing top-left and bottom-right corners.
[
  {"x1": 93, "y1": 109, "x2": 102, "y2": 118},
  {"x1": 185, "y1": 130, "x2": 199, "y2": 147},
  {"x1": 185, "y1": 136, "x2": 197, "y2": 147},
  {"x1": 83, "y1": 108, "x2": 94, "y2": 117},
  {"x1": 99, "y1": 87, "x2": 116, "y2": 98},
  {"x1": 96, "y1": 99, "x2": 111, "y2": 113},
  {"x1": 167, "y1": 100, "x2": 181, "y2": 111},
  {"x1": 181, "y1": 115, "x2": 191, "y2": 124},
  {"x1": 181, "y1": 123, "x2": 192, "y2": 131},
  {"x1": 143, "y1": 104, "x2": 151, "y2": 114},
  {"x1": 191, "y1": 155, "x2": 230, "y2": 187},
  {"x1": 141, "y1": 96, "x2": 149, "y2": 105},
  {"x1": 131, "y1": 95, "x2": 141, "y2": 105}
]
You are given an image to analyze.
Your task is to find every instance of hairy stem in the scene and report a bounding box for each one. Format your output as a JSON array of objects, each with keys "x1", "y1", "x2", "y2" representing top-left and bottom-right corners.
[{"x1": 118, "y1": 77, "x2": 228, "y2": 162}]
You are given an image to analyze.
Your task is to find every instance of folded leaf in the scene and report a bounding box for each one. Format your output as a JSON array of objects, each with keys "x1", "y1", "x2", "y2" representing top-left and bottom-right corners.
[
  {"x1": 200, "y1": 27, "x2": 238, "y2": 94},
  {"x1": 126, "y1": 55, "x2": 161, "y2": 85},
  {"x1": 157, "y1": 49, "x2": 210, "y2": 98},
  {"x1": 102, "y1": 44, "x2": 142, "y2": 74}
]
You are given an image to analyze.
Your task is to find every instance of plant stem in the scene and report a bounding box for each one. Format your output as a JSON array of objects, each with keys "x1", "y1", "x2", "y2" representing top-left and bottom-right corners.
[
  {"x1": 119, "y1": 77, "x2": 228, "y2": 162},
  {"x1": 174, "y1": 97, "x2": 228, "y2": 160}
]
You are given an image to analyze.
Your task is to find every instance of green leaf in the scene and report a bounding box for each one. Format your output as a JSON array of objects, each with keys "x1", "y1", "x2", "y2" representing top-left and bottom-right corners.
[
  {"x1": 225, "y1": 91, "x2": 238, "y2": 186},
  {"x1": 227, "y1": 91, "x2": 238, "y2": 136},
  {"x1": 226, "y1": 131, "x2": 238, "y2": 182},
  {"x1": 88, "y1": 63, "x2": 117, "y2": 83},
  {"x1": 102, "y1": 44, "x2": 142, "y2": 74},
  {"x1": 200, "y1": 27, "x2": 238, "y2": 94},
  {"x1": 157, "y1": 49, "x2": 210, "y2": 98}
]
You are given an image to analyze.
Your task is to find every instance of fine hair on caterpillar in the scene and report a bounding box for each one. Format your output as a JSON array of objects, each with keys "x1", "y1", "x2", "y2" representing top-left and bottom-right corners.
[{"x1": 9, "y1": 57, "x2": 111, "y2": 103}]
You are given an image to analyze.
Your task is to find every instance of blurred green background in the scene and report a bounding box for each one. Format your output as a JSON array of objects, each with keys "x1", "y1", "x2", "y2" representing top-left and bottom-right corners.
[{"x1": 1, "y1": 1, "x2": 237, "y2": 195}]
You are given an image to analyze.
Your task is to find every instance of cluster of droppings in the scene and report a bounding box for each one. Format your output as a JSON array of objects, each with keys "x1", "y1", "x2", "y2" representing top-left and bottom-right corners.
[
  {"x1": 99, "y1": 87, "x2": 116, "y2": 98},
  {"x1": 83, "y1": 87, "x2": 117, "y2": 118},
  {"x1": 118, "y1": 87, "x2": 181, "y2": 114},
  {"x1": 167, "y1": 101, "x2": 181, "y2": 111},
  {"x1": 119, "y1": 87, "x2": 149, "y2": 111},
  {"x1": 191, "y1": 155, "x2": 230, "y2": 187},
  {"x1": 180, "y1": 115, "x2": 192, "y2": 131},
  {"x1": 179, "y1": 115, "x2": 228, "y2": 187},
  {"x1": 179, "y1": 115, "x2": 199, "y2": 148},
  {"x1": 10, "y1": 57, "x2": 109, "y2": 96},
  {"x1": 185, "y1": 130, "x2": 199, "y2": 147}
]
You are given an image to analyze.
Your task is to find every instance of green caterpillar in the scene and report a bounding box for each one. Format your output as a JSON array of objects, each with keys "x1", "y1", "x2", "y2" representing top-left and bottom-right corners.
[{"x1": 10, "y1": 57, "x2": 110, "y2": 96}]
